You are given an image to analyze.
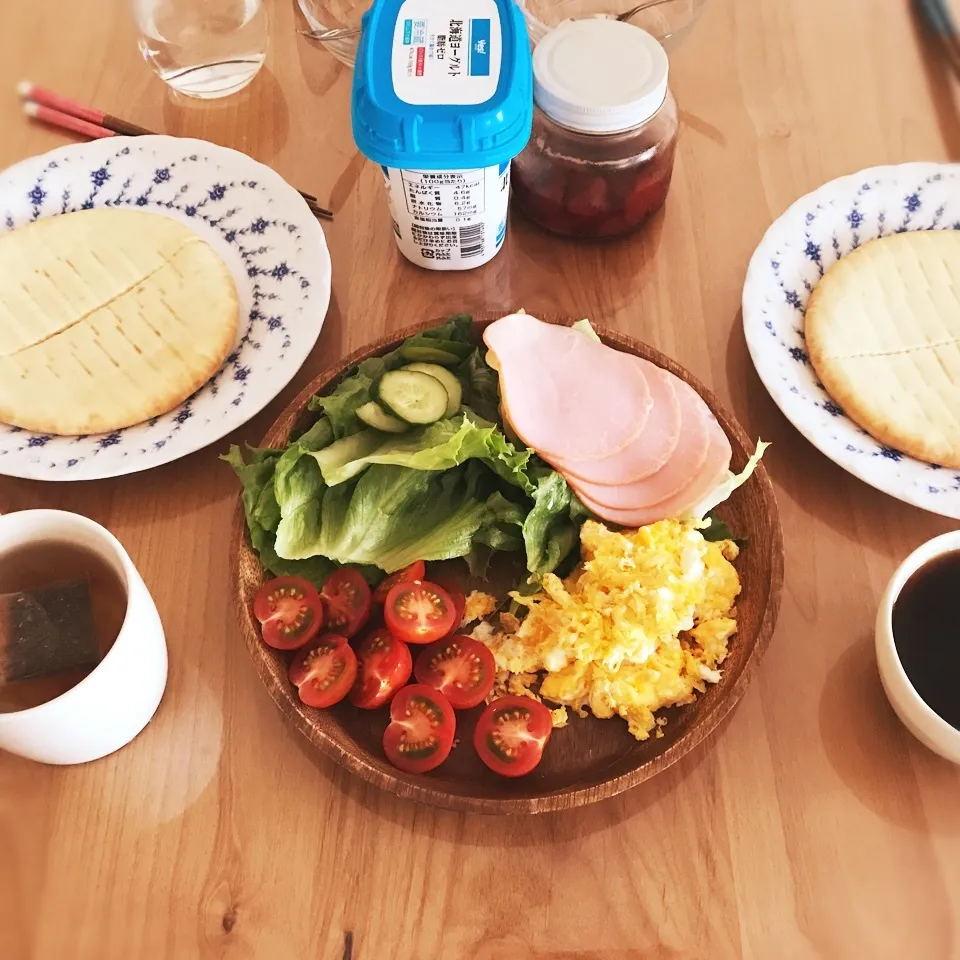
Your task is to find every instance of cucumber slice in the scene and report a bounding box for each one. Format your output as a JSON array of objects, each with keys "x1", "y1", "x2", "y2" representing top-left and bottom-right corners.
[
  {"x1": 313, "y1": 430, "x2": 384, "y2": 484},
  {"x1": 403, "y1": 362, "x2": 462, "y2": 417},
  {"x1": 378, "y1": 370, "x2": 449, "y2": 424},
  {"x1": 399, "y1": 344, "x2": 462, "y2": 366},
  {"x1": 357, "y1": 401, "x2": 409, "y2": 433}
]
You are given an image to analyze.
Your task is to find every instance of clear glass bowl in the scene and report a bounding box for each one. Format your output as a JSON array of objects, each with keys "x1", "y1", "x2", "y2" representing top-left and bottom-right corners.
[
  {"x1": 519, "y1": 0, "x2": 708, "y2": 48},
  {"x1": 298, "y1": 0, "x2": 708, "y2": 69},
  {"x1": 297, "y1": 0, "x2": 364, "y2": 67},
  {"x1": 518, "y1": 0, "x2": 708, "y2": 49}
]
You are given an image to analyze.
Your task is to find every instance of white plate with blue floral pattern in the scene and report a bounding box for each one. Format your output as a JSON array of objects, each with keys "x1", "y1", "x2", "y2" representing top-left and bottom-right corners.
[
  {"x1": 0, "y1": 135, "x2": 331, "y2": 481},
  {"x1": 743, "y1": 162, "x2": 960, "y2": 519}
]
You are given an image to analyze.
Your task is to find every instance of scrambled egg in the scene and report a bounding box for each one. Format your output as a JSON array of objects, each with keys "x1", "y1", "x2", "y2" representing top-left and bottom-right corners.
[
  {"x1": 463, "y1": 590, "x2": 498, "y2": 624},
  {"x1": 471, "y1": 519, "x2": 741, "y2": 741}
]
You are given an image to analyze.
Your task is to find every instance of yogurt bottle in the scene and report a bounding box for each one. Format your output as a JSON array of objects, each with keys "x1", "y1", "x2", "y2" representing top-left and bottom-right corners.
[{"x1": 352, "y1": 0, "x2": 533, "y2": 270}]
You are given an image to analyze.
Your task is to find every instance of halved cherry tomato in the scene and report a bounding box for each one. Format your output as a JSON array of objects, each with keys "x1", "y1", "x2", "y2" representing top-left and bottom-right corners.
[
  {"x1": 253, "y1": 576, "x2": 324, "y2": 650},
  {"x1": 320, "y1": 568, "x2": 372, "y2": 638},
  {"x1": 288, "y1": 633, "x2": 356, "y2": 707},
  {"x1": 474, "y1": 696, "x2": 552, "y2": 777},
  {"x1": 349, "y1": 628, "x2": 413, "y2": 709},
  {"x1": 383, "y1": 684, "x2": 456, "y2": 774},
  {"x1": 427, "y1": 572, "x2": 466, "y2": 633},
  {"x1": 372, "y1": 560, "x2": 426, "y2": 604},
  {"x1": 413, "y1": 636, "x2": 495, "y2": 710},
  {"x1": 384, "y1": 580, "x2": 456, "y2": 645}
]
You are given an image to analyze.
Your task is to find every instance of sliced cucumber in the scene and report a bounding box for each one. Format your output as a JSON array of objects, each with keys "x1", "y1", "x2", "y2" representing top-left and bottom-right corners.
[
  {"x1": 403, "y1": 362, "x2": 462, "y2": 417},
  {"x1": 356, "y1": 401, "x2": 409, "y2": 434},
  {"x1": 399, "y1": 344, "x2": 462, "y2": 367},
  {"x1": 313, "y1": 430, "x2": 383, "y2": 484},
  {"x1": 378, "y1": 370, "x2": 449, "y2": 424}
]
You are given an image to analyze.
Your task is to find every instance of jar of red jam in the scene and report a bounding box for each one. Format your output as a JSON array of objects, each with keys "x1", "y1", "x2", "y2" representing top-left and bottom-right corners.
[{"x1": 512, "y1": 18, "x2": 678, "y2": 240}]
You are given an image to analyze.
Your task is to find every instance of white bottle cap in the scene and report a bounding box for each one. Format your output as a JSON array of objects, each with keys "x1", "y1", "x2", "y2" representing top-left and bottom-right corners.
[{"x1": 533, "y1": 19, "x2": 670, "y2": 134}]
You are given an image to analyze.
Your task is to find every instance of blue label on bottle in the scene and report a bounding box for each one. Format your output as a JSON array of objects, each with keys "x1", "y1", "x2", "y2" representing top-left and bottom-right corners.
[
  {"x1": 469, "y1": 19, "x2": 491, "y2": 76},
  {"x1": 402, "y1": 18, "x2": 413, "y2": 44}
]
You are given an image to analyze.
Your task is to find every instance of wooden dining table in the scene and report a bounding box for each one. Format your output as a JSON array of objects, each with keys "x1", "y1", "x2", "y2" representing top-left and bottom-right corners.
[{"x1": 3, "y1": 0, "x2": 960, "y2": 957}]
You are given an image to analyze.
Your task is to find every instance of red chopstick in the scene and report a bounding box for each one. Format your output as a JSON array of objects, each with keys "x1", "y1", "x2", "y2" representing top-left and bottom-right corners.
[
  {"x1": 17, "y1": 82, "x2": 153, "y2": 137},
  {"x1": 23, "y1": 101, "x2": 118, "y2": 141},
  {"x1": 18, "y1": 81, "x2": 333, "y2": 220}
]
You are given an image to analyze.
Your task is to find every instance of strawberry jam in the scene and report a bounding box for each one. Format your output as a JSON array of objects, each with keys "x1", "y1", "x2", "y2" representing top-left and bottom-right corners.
[{"x1": 511, "y1": 19, "x2": 678, "y2": 240}]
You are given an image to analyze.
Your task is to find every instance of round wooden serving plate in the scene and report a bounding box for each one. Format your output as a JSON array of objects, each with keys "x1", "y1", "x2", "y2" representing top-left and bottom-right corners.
[{"x1": 231, "y1": 314, "x2": 784, "y2": 814}]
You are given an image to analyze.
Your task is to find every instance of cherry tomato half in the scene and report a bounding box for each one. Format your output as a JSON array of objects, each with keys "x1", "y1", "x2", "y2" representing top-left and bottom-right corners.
[
  {"x1": 384, "y1": 580, "x2": 457, "y2": 645},
  {"x1": 426, "y1": 572, "x2": 466, "y2": 633},
  {"x1": 253, "y1": 576, "x2": 324, "y2": 650},
  {"x1": 413, "y1": 636, "x2": 495, "y2": 710},
  {"x1": 349, "y1": 628, "x2": 413, "y2": 709},
  {"x1": 474, "y1": 696, "x2": 552, "y2": 778},
  {"x1": 288, "y1": 633, "x2": 356, "y2": 708},
  {"x1": 320, "y1": 568, "x2": 372, "y2": 638},
  {"x1": 383, "y1": 684, "x2": 456, "y2": 774},
  {"x1": 372, "y1": 560, "x2": 426, "y2": 604}
]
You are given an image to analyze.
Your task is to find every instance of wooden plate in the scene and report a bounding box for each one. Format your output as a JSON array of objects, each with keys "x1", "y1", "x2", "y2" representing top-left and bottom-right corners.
[{"x1": 231, "y1": 315, "x2": 784, "y2": 814}]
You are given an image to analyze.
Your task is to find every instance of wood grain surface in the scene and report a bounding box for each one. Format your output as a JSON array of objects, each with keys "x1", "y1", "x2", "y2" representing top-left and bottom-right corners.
[
  {"x1": 232, "y1": 315, "x2": 784, "y2": 814},
  {"x1": 2, "y1": 0, "x2": 959, "y2": 957}
]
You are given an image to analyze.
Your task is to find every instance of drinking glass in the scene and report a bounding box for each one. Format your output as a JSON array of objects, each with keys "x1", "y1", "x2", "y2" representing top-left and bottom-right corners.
[{"x1": 134, "y1": 0, "x2": 269, "y2": 99}]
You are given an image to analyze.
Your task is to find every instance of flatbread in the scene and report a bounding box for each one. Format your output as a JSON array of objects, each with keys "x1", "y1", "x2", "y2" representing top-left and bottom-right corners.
[
  {"x1": 806, "y1": 230, "x2": 960, "y2": 468},
  {"x1": 0, "y1": 209, "x2": 238, "y2": 435}
]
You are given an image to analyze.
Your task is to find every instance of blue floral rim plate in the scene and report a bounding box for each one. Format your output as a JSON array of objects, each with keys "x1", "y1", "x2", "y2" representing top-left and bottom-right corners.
[
  {"x1": 0, "y1": 135, "x2": 331, "y2": 481},
  {"x1": 742, "y1": 162, "x2": 960, "y2": 519}
]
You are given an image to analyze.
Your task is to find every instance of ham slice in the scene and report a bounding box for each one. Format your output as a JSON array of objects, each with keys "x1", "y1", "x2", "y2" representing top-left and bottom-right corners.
[
  {"x1": 564, "y1": 377, "x2": 712, "y2": 508},
  {"x1": 484, "y1": 313, "x2": 653, "y2": 461},
  {"x1": 554, "y1": 360, "x2": 684, "y2": 486},
  {"x1": 576, "y1": 419, "x2": 733, "y2": 527}
]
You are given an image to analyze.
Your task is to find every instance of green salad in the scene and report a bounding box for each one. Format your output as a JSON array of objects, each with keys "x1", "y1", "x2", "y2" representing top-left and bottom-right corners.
[{"x1": 225, "y1": 315, "x2": 590, "y2": 587}]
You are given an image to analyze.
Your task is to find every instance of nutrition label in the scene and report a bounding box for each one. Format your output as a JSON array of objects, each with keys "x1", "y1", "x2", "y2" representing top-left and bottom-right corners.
[
  {"x1": 401, "y1": 170, "x2": 486, "y2": 221},
  {"x1": 381, "y1": 163, "x2": 509, "y2": 270}
]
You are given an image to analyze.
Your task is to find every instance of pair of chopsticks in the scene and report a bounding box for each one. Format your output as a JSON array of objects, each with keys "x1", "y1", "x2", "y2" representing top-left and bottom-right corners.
[
  {"x1": 915, "y1": 0, "x2": 960, "y2": 81},
  {"x1": 17, "y1": 82, "x2": 333, "y2": 221}
]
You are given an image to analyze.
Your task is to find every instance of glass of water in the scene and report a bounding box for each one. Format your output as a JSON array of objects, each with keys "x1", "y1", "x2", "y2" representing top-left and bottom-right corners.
[{"x1": 134, "y1": 0, "x2": 269, "y2": 99}]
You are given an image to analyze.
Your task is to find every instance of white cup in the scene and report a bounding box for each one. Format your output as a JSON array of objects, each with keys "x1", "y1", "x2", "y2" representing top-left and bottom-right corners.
[
  {"x1": 0, "y1": 510, "x2": 167, "y2": 765},
  {"x1": 876, "y1": 531, "x2": 960, "y2": 765}
]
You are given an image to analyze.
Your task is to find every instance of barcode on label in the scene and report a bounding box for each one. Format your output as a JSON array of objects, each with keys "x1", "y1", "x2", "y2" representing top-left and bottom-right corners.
[{"x1": 459, "y1": 222, "x2": 484, "y2": 258}]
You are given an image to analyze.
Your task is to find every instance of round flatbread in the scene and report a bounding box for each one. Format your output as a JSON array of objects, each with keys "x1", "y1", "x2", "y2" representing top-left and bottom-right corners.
[
  {"x1": 807, "y1": 230, "x2": 960, "y2": 468},
  {"x1": 0, "y1": 209, "x2": 238, "y2": 435}
]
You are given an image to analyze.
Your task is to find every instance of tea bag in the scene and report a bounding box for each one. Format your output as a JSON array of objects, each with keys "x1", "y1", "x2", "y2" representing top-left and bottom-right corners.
[{"x1": 0, "y1": 579, "x2": 100, "y2": 683}]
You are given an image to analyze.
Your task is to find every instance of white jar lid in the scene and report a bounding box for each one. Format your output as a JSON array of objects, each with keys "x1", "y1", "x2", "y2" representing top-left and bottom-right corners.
[{"x1": 533, "y1": 19, "x2": 670, "y2": 134}]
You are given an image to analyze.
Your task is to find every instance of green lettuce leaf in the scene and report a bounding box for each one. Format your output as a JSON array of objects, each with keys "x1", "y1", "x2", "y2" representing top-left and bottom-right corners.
[
  {"x1": 274, "y1": 460, "x2": 517, "y2": 573},
  {"x1": 521, "y1": 468, "x2": 590, "y2": 575},
  {"x1": 399, "y1": 313, "x2": 475, "y2": 362},
  {"x1": 314, "y1": 413, "x2": 534, "y2": 489},
  {"x1": 457, "y1": 350, "x2": 501, "y2": 423},
  {"x1": 699, "y1": 511, "x2": 746, "y2": 545},
  {"x1": 307, "y1": 356, "x2": 399, "y2": 439},
  {"x1": 689, "y1": 440, "x2": 770, "y2": 519},
  {"x1": 222, "y1": 440, "x2": 339, "y2": 586}
]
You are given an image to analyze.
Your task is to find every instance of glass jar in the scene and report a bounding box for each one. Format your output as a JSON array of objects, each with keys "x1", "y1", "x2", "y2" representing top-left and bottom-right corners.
[{"x1": 511, "y1": 19, "x2": 679, "y2": 240}]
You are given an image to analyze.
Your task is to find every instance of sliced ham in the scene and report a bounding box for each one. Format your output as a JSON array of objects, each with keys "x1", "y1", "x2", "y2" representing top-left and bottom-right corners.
[
  {"x1": 564, "y1": 378, "x2": 712, "y2": 509},
  {"x1": 554, "y1": 360, "x2": 685, "y2": 486},
  {"x1": 484, "y1": 313, "x2": 653, "y2": 461},
  {"x1": 576, "y1": 419, "x2": 733, "y2": 528}
]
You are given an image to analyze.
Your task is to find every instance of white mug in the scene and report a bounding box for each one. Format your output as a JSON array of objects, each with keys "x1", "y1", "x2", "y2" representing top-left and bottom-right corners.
[
  {"x1": 0, "y1": 510, "x2": 167, "y2": 764},
  {"x1": 876, "y1": 530, "x2": 960, "y2": 765}
]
